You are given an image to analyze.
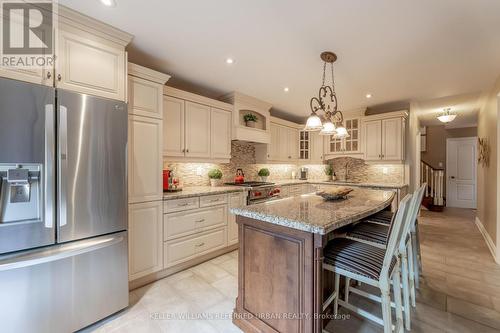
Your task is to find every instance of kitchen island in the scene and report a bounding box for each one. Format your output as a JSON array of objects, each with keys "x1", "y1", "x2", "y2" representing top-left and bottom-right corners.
[{"x1": 230, "y1": 188, "x2": 395, "y2": 333}]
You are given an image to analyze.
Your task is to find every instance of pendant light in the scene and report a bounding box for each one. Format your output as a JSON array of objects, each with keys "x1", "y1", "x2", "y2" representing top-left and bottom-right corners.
[{"x1": 304, "y1": 51, "x2": 349, "y2": 138}]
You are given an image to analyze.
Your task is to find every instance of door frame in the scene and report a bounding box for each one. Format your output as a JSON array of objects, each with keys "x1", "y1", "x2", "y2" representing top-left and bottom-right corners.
[{"x1": 446, "y1": 136, "x2": 477, "y2": 208}]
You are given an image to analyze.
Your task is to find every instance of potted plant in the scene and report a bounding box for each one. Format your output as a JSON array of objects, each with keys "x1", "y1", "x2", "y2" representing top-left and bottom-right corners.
[
  {"x1": 208, "y1": 168, "x2": 223, "y2": 187},
  {"x1": 243, "y1": 113, "x2": 258, "y2": 128},
  {"x1": 258, "y1": 168, "x2": 270, "y2": 182},
  {"x1": 324, "y1": 165, "x2": 334, "y2": 181}
]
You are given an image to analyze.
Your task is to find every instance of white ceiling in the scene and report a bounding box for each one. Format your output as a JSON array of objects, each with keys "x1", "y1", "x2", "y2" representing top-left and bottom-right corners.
[{"x1": 60, "y1": 0, "x2": 500, "y2": 122}]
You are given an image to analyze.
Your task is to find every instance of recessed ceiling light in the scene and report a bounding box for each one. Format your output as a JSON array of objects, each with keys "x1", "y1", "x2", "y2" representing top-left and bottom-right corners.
[
  {"x1": 284, "y1": 87, "x2": 289, "y2": 92},
  {"x1": 225, "y1": 58, "x2": 234, "y2": 64},
  {"x1": 365, "y1": 93, "x2": 372, "y2": 99},
  {"x1": 100, "y1": 0, "x2": 117, "y2": 7}
]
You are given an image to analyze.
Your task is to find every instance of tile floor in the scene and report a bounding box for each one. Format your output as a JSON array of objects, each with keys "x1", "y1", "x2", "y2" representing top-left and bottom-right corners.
[{"x1": 83, "y1": 207, "x2": 500, "y2": 333}]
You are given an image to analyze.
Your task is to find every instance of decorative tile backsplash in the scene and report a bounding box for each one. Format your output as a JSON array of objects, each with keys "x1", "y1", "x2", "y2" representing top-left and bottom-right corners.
[{"x1": 164, "y1": 141, "x2": 404, "y2": 186}]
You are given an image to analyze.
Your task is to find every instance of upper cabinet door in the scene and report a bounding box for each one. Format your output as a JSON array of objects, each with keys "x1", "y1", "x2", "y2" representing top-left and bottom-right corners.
[
  {"x1": 163, "y1": 96, "x2": 185, "y2": 157},
  {"x1": 210, "y1": 108, "x2": 231, "y2": 159},
  {"x1": 268, "y1": 123, "x2": 280, "y2": 160},
  {"x1": 185, "y1": 101, "x2": 211, "y2": 158},
  {"x1": 56, "y1": 29, "x2": 126, "y2": 101},
  {"x1": 128, "y1": 115, "x2": 163, "y2": 203},
  {"x1": 288, "y1": 128, "x2": 300, "y2": 160},
  {"x1": 0, "y1": 67, "x2": 53, "y2": 86},
  {"x1": 364, "y1": 120, "x2": 382, "y2": 161},
  {"x1": 128, "y1": 76, "x2": 163, "y2": 119},
  {"x1": 310, "y1": 131, "x2": 324, "y2": 162},
  {"x1": 277, "y1": 125, "x2": 289, "y2": 160},
  {"x1": 382, "y1": 118, "x2": 403, "y2": 161}
]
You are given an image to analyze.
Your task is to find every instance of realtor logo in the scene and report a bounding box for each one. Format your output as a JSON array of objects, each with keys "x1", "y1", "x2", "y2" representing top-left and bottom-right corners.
[{"x1": 1, "y1": 0, "x2": 56, "y2": 67}]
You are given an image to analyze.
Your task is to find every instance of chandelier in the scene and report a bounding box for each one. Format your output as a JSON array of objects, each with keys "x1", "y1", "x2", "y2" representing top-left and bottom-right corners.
[
  {"x1": 437, "y1": 108, "x2": 457, "y2": 123},
  {"x1": 304, "y1": 51, "x2": 349, "y2": 138}
]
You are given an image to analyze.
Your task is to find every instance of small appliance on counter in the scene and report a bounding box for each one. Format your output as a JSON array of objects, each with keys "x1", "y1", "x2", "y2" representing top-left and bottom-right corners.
[
  {"x1": 234, "y1": 168, "x2": 245, "y2": 184},
  {"x1": 300, "y1": 167, "x2": 308, "y2": 180},
  {"x1": 163, "y1": 169, "x2": 182, "y2": 192}
]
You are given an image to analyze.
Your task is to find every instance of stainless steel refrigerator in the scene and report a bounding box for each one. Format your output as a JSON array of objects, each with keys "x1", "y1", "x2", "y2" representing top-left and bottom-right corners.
[{"x1": 0, "y1": 77, "x2": 129, "y2": 332}]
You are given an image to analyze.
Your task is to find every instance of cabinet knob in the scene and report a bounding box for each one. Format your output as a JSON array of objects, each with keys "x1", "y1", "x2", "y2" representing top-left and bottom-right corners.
[
  {"x1": 46, "y1": 71, "x2": 52, "y2": 79},
  {"x1": 186, "y1": 149, "x2": 189, "y2": 153},
  {"x1": 57, "y1": 74, "x2": 62, "y2": 81}
]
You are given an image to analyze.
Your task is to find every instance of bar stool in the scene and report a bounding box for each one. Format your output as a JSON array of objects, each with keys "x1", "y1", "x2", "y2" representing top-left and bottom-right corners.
[
  {"x1": 322, "y1": 194, "x2": 413, "y2": 333},
  {"x1": 341, "y1": 185, "x2": 425, "y2": 330}
]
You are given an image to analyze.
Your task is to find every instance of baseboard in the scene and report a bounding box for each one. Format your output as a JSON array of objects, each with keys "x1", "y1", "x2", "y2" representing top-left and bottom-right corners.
[{"x1": 475, "y1": 217, "x2": 499, "y2": 265}]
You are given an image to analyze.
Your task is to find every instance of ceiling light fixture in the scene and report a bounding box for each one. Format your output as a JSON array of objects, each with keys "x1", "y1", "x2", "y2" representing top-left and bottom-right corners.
[
  {"x1": 225, "y1": 58, "x2": 234, "y2": 64},
  {"x1": 366, "y1": 93, "x2": 372, "y2": 99},
  {"x1": 304, "y1": 51, "x2": 349, "y2": 139},
  {"x1": 100, "y1": 0, "x2": 117, "y2": 7},
  {"x1": 437, "y1": 108, "x2": 457, "y2": 123},
  {"x1": 284, "y1": 87, "x2": 290, "y2": 92}
]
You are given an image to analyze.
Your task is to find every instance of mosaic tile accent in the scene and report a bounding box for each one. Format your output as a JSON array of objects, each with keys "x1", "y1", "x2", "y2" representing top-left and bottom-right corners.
[{"x1": 164, "y1": 142, "x2": 404, "y2": 186}]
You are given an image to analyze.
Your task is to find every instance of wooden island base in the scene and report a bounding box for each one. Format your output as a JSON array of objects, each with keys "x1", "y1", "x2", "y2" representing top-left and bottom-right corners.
[{"x1": 233, "y1": 216, "x2": 329, "y2": 333}]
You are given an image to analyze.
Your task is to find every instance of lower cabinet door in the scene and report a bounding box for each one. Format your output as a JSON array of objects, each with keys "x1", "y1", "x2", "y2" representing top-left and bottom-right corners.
[
  {"x1": 128, "y1": 201, "x2": 163, "y2": 281},
  {"x1": 164, "y1": 227, "x2": 227, "y2": 268}
]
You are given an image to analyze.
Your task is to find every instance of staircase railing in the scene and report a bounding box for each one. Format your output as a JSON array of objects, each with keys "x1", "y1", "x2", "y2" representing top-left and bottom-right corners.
[{"x1": 420, "y1": 160, "x2": 445, "y2": 206}]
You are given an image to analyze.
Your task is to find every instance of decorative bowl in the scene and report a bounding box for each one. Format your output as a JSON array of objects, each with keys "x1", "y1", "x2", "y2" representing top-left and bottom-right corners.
[{"x1": 316, "y1": 187, "x2": 353, "y2": 201}]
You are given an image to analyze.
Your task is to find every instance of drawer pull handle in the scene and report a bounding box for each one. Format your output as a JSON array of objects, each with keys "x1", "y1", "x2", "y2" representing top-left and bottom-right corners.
[
  {"x1": 195, "y1": 219, "x2": 205, "y2": 223},
  {"x1": 195, "y1": 242, "x2": 205, "y2": 247},
  {"x1": 177, "y1": 203, "x2": 189, "y2": 207},
  {"x1": 209, "y1": 199, "x2": 220, "y2": 202}
]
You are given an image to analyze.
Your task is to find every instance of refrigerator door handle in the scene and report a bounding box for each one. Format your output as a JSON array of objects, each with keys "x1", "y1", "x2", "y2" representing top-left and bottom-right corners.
[
  {"x1": 58, "y1": 105, "x2": 68, "y2": 227},
  {"x1": 44, "y1": 104, "x2": 55, "y2": 229},
  {"x1": 0, "y1": 233, "x2": 124, "y2": 271}
]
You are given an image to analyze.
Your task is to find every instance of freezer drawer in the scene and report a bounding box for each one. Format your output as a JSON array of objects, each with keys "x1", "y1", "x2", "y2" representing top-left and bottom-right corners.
[{"x1": 0, "y1": 231, "x2": 128, "y2": 333}]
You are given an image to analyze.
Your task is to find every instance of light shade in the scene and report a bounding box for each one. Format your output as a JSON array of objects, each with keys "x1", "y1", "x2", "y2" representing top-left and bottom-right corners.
[
  {"x1": 319, "y1": 120, "x2": 336, "y2": 135},
  {"x1": 437, "y1": 108, "x2": 457, "y2": 123},
  {"x1": 335, "y1": 126, "x2": 350, "y2": 138},
  {"x1": 437, "y1": 114, "x2": 457, "y2": 123},
  {"x1": 303, "y1": 113, "x2": 323, "y2": 131}
]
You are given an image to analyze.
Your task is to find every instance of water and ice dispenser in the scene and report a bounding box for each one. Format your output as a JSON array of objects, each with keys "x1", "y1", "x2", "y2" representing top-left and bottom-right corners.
[{"x1": 0, "y1": 164, "x2": 42, "y2": 224}]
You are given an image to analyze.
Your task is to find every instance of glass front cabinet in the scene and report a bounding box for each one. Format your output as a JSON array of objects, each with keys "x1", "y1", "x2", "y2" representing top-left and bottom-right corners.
[{"x1": 327, "y1": 118, "x2": 361, "y2": 155}]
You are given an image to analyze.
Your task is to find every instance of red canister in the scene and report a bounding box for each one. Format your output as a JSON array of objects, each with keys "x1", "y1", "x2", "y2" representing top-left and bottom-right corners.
[{"x1": 163, "y1": 170, "x2": 170, "y2": 191}]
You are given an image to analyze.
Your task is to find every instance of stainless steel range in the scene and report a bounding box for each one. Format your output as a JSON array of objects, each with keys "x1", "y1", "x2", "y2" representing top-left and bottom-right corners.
[{"x1": 225, "y1": 181, "x2": 282, "y2": 205}]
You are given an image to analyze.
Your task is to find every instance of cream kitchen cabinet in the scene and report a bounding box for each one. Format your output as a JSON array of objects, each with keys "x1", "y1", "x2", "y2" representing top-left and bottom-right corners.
[
  {"x1": 128, "y1": 64, "x2": 170, "y2": 119},
  {"x1": 210, "y1": 108, "x2": 232, "y2": 159},
  {"x1": 184, "y1": 101, "x2": 211, "y2": 158},
  {"x1": 288, "y1": 128, "x2": 300, "y2": 160},
  {"x1": 163, "y1": 87, "x2": 233, "y2": 162},
  {"x1": 128, "y1": 115, "x2": 163, "y2": 203},
  {"x1": 268, "y1": 123, "x2": 280, "y2": 160},
  {"x1": 258, "y1": 123, "x2": 299, "y2": 162},
  {"x1": 128, "y1": 201, "x2": 163, "y2": 281},
  {"x1": 0, "y1": 6, "x2": 133, "y2": 98},
  {"x1": 299, "y1": 131, "x2": 325, "y2": 163},
  {"x1": 326, "y1": 117, "x2": 361, "y2": 155},
  {"x1": 228, "y1": 192, "x2": 246, "y2": 245},
  {"x1": 363, "y1": 113, "x2": 406, "y2": 162}
]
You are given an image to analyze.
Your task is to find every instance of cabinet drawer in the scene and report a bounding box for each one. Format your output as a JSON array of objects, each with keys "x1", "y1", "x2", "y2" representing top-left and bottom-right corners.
[
  {"x1": 164, "y1": 206, "x2": 226, "y2": 240},
  {"x1": 164, "y1": 227, "x2": 227, "y2": 268},
  {"x1": 200, "y1": 194, "x2": 227, "y2": 207},
  {"x1": 164, "y1": 197, "x2": 199, "y2": 213}
]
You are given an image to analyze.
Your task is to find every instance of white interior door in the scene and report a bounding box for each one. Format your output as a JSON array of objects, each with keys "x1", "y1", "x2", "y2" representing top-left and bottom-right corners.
[{"x1": 446, "y1": 137, "x2": 477, "y2": 208}]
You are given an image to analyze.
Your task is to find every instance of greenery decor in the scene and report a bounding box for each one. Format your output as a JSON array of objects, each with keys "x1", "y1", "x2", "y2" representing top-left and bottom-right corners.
[
  {"x1": 324, "y1": 165, "x2": 333, "y2": 176},
  {"x1": 243, "y1": 113, "x2": 258, "y2": 123},
  {"x1": 258, "y1": 168, "x2": 270, "y2": 177},
  {"x1": 208, "y1": 168, "x2": 223, "y2": 179}
]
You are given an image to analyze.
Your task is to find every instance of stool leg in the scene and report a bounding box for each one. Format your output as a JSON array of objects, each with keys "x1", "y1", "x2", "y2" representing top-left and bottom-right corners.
[
  {"x1": 334, "y1": 273, "x2": 340, "y2": 315},
  {"x1": 392, "y1": 265, "x2": 404, "y2": 333},
  {"x1": 345, "y1": 277, "x2": 351, "y2": 303},
  {"x1": 401, "y1": 250, "x2": 411, "y2": 330},
  {"x1": 380, "y1": 287, "x2": 393, "y2": 333},
  {"x1": 408, "y1": 239, "x2": 417, "y2": 307}
]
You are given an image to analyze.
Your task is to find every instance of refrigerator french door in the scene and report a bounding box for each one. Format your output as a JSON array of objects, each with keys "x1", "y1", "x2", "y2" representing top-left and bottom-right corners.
[{"x1": 0, "y1": 77, "x2": 129, "y2": 333}]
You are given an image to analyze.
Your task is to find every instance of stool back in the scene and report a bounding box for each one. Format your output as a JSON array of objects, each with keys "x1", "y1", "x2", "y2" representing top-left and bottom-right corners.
[
  {"x1": 380, "y1": 194, "x2": 412, "y2": 279},
  {"x1": 398, "y1": 184, "x2": 426, "y2": 252}
]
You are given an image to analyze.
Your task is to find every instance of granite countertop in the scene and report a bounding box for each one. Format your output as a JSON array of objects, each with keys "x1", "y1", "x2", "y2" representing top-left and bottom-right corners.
[
  {"x1": 230, "y1": 188, "x2": 395, "y2": 234},
  {"x1": 163, "y1": 186, "x2": 248, "y2": 200},
  {"x1": 274, "y1": 179, "x2": 408, "y2": 189}
]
